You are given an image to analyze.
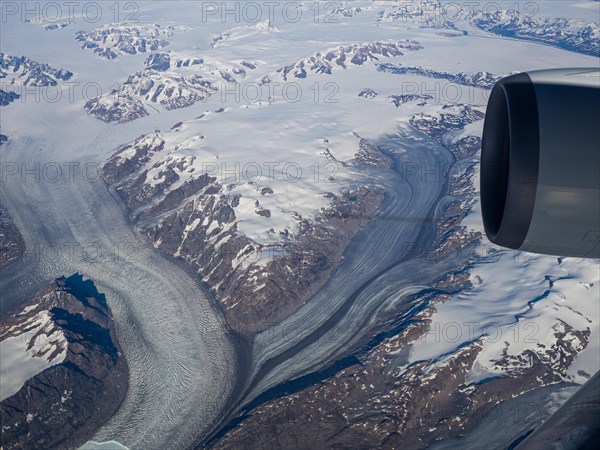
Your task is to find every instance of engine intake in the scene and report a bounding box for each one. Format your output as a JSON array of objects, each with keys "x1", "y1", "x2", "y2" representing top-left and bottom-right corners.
[{"x1": 481, "y1": 68, "x2": 600, "y2": 258}]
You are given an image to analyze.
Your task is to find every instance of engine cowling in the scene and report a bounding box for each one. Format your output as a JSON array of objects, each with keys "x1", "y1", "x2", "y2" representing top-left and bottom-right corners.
[{"x1": 481, "y1": 68, "x2": 600, "y2": 258}]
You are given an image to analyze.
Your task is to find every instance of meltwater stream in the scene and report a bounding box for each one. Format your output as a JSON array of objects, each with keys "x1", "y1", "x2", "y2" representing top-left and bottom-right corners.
[{"x1": 0, "y1": 139, "x2": 238, "y2": 449}]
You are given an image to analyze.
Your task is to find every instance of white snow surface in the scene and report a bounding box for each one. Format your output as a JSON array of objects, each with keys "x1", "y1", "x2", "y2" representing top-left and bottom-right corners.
[
  {"x1": 0, "y1": 308, "x2": 67, "y2": 401},
  {"x1": 408, "y1": 249, "x2": 599, "y2": 385}
]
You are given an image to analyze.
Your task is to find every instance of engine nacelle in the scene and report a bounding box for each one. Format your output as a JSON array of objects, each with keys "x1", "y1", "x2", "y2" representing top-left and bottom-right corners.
[{"x1": 481, "y1": 68, "x2": 600, "y2": 258}]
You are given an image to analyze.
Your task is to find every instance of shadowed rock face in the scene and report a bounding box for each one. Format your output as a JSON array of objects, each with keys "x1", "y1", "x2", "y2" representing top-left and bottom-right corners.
[
  {"x1": 0, "y1": 274, "x2": 128, "y2": 450},
  {"x1": 0, "y1": 207, "x2": 25, "y2": 269},
  {"x1": 75, "y1": 24, "x2": 174, "y2": 60}
]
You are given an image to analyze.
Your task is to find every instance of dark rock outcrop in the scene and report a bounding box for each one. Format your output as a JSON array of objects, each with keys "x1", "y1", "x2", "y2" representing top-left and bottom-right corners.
[{"x1": 0, "y1": 89, "x2": 20, "y2": 107}]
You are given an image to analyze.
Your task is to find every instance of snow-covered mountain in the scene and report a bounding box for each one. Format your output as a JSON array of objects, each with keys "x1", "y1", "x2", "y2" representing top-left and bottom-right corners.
[
  {"x1": 75, "y1": 23, "x2": 185, "y2": 59},
  {"x1": 376, "y1": 64, "x2": 500, "y2": 89},
  {"x1": 44, "y1": 22, "x2": 70, "y2": 31},
  {"x1": 83, "y1": 40, "x2": 422, "y2": 123},
  {"x1": 0, "y1": 89, "x2": 20, "y2": 106},
  {"x1": 277, "y1": 41, "x2": 422, "y2": 80},
  {"x1": 0, "y1": 303, "x2": 68, "y2": 402},
  {"x1": 378, "y1": 0, "x2": 463, "y2": 31},
  {"x1": 0, "y1": 275, "x2": 127, "y2": 449},
  {"x1": 85, "y1": 52, "x2": 258, "y2": 122},
  {"x1": 473, "y1": 11, "x2": 599, "y2": 57},
  {"x1": 0, "y1": 52, "x2": 73, "y2": 87},
  {"x1": 101, "y1": 108, "x2": 390, "y2": 331}
]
